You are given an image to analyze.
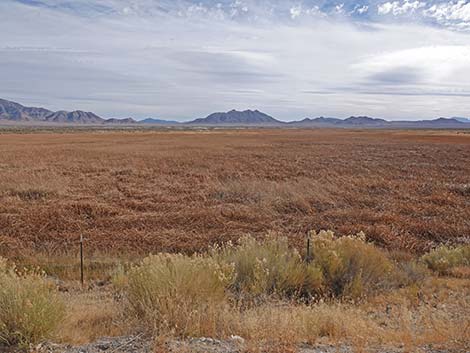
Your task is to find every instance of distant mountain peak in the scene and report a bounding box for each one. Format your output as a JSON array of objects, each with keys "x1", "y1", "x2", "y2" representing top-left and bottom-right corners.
[
  {"x1": 187, "y1": 109, "x2": 281, "y2": 125},
  {"x1": 45, "y1": 110, "x2": 104, "y2": 124},
  {"x1": 0, "y1": 98, "x2": 53, "y2": 121},
  {"x1": 343, "y1": 116, "x2": 388, "y2": 125},
  {"x1": 427, "y1": 117, "x2": 464, "y2": 124},
  {"x1": 0, "y1": 98, "x2": 104, "y2": 124},
  {"x1": 104, "y1": 117, "x2": 136, "y2": 124}
]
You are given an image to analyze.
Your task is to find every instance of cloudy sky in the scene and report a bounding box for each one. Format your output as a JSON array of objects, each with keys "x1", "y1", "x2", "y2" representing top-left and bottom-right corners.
[{"x1": 1, "y1": 0, "x2": 470, "y2": 121}]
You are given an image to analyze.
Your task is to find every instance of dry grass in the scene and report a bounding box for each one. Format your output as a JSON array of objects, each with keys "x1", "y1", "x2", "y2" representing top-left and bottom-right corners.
[
  {"x1": 0, "y1": 129, "x2": 469, "y2": 259},
  {"x1": 0, "y1": 258, "x2": 65, "y2": 348},
  {"x1": 124, "y1": 253, "x2": 233, "y2": 337},
  {"x1": 57, "y1": 287, "x2": 128, "y2": 345},
  {"x1": 17, "y1": 252, "x2": 134, "y2": 282}
]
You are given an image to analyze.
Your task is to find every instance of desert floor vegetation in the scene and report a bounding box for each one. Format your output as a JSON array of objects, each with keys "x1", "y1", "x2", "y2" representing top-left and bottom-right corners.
[
  {"x1": 115, "y1": 235, "x2": 469, "y2": 348},
  {"x1": 0, "y1": 257, "x2": 65, "y2": 348},
  {"x1": 0, "y1": 129, "x2": 469, "y2": 258},
  {"x1": 0, "y1": 128, "x2": 469, "y2": 351},
  {"x1": 2, "y1": 236, "x2": 468, "y2": 351}
]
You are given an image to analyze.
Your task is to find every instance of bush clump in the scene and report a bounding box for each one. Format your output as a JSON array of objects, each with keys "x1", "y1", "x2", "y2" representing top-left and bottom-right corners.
[
  {"x1": 421, "y1": 245, "x2": 470, "y2": 275},
  {"x1": 214, "y1": 236, "x2": 323, "y2": 299},
  {"x1": 0, "y1": 258, "x2": 65, "y2": 348},
  {"x1": 125, "y1": 254, "x2": 234, "y2": 337},
  {"x1": 122, "y1": 232, "x2": 417, "y2": 337},
  {"x1": 309, "y1": 231, "x2": 397, "y2": 298}
]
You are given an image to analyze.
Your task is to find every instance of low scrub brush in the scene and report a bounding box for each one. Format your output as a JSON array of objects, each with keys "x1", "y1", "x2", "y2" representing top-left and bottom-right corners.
[
  {"x1": 214, "y1": 235, "x2": 323, "y2": 299},
  {"x1": 0, "y1": 258, "x2": 65, "y2": 348},
  {"x1": 309, "y1": 230, "x2": 398, "y2": 298},
  {"x1": 125, "y1": 253, "x2": 234, "y2": 337},
  {"x1": 422, "y1": 245, "x2": 470, "y2": 275},
  {"x1": 121, "y1": 231, "x2": 425, "y2": 338}
]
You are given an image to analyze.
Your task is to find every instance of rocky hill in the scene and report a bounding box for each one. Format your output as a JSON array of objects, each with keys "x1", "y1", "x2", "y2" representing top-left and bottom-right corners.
[
  {"x1": 187, "y1": 109, "x2": 281, "y2": 125},
  {"x1": 0, "y1": 98, "x2": 53, "y2": 121},
  {"x1": 104, "y1": 118, "x2": 136, "y2": 124},
  {"x1": 0, "y1": 99, "x2": 104, "y2": 124},
  {"x1": 44, "y1": 110, "x2": 104, "y2": 124}
]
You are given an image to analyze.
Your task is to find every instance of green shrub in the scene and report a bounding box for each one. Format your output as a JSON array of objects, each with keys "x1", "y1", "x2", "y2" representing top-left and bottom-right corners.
[
  {"x1": 0, "y1": 260, "x2": 65, "y2": 348},
  {"x1": 215, "y1": 236, "x2": 323, "y2": 299},
  {"x1": 125, "y1": 253, "x2": 234, "y2": 337},
  {"x1": 421, "y1": 245, "x2": 470, "y2": 275},
  {"x1": 309, "y1": 231, "x2": 397, "y2": 298}
]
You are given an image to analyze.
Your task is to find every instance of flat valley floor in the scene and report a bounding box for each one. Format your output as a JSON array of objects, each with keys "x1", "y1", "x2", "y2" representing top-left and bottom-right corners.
[{"x1": 1, "y1": 128, "x2": 469, "y2": 257}]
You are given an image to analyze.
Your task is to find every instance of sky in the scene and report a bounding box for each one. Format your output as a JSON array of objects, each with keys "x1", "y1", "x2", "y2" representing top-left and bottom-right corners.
[{"x1": 1, "y1": 0, "x2": 470, "y2": 121}]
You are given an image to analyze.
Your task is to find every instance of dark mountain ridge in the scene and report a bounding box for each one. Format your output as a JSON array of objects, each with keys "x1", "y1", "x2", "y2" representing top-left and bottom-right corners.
[
  {"x1": 0, "y1": 98, "x2": 53, "y2": 121},
  {"x1": 0, "y1": 99, "x2": 104, "y2": 124},
  {"x1": 187, "y1": 109, "x2": 281, "y2": 125},
  {"x1": 0, "y1": 98, "x2": 181, "y2": 125},
  {"x1": 45, "y1": 110, "x2": 104, "y2": 124},
  {"x1": 343, "y1": 116, "x2": 388, "y2": 125},
  {"x1": 287, "y1": 116, "x2": 466, "y2": 128},
  {"x1": 104, "y1": 118, "x2": 137, "y2": 124},
  {"x1": 0, "y1": 99, "x2": 468, "y2": 128}
]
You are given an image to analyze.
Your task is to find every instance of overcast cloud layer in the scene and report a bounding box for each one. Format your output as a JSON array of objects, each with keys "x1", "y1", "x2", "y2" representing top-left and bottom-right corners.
[{"x1": 1, "y1": 0, "x2": 470, "y2": 120}]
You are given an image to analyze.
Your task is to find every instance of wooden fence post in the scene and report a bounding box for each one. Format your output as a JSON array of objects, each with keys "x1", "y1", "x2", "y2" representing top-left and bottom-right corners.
[
  {"x1": 306, "y1": 231, "x2": 312, "y2": 263},
  {"x1": 80, "y1": 234, "x2": 84, "y2": 287}
]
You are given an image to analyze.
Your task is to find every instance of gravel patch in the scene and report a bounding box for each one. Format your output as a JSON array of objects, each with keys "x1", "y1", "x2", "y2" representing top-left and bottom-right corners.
[{"x1": 25, "y1": 336, "x2": 468, "y2": 353}]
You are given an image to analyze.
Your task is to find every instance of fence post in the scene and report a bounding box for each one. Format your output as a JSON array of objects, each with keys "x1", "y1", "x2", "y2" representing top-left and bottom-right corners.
[
  {"x1": 80, "y1": 234, "x2": 84, "y2": 287},
  {"x1": 306, "y1": 231, "x2": 312, "y2": 263}
]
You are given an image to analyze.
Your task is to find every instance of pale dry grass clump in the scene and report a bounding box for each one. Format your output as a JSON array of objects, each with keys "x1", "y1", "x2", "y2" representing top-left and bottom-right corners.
[
  {"x1": 18, "y1": 253, "x2": 133, "y2": 282},
  {"x1": 0, "y1": 169, "x2": 68, "y2": 201},
  {"x1": 0, "y1": 257, "x2": 65, "y2": 348},
  {"x1": 421, "y1": 245, "x2": 470, "y2": 275},
  {"x1": 58, "y1": 289, "x2": 128, "y2": 345},
  {"x1": 211, "y1": 178, "x2": 330, "y2": 214},
  {"x1": 125, "y1": 253, "x2": 234, "y2": 337},
  {"x1": 234, "y1": 302, "x2": 379, "y2": 345}
]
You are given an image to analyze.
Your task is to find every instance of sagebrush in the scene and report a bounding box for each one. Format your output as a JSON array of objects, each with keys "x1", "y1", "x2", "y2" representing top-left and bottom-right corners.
[
  {"x1": 422, "y1": 245, "x2": 470, "y2": 275},
  {"x1": 0, "y1": 258, "x2": 65, "y2": 348},
  {"x1": 123, "y1": 232, "x2": 424, "y2": 338}
]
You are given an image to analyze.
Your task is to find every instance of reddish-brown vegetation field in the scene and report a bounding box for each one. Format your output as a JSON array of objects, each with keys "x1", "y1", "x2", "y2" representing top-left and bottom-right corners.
[{"x1": 0, "y1": 128, "x2": 469, "y2": 257}]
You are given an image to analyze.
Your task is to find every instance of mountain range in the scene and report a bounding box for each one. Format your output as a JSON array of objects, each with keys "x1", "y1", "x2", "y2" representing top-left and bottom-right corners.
[
  {"x1": 0, "y1": 98, "x2": 469, "y2": 128},
  {"x1": 0, "y1": 98, "x2": 105, "y2": 124}
]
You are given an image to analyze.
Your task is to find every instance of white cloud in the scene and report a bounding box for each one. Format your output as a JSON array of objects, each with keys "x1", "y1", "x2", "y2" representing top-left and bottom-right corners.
[
  {"x1": 335, "y1": 3, "x2": 345, "y2": 14},
  {"x1": 356, "y1": 45, "x2": 470, "y2": 81},
  {"x1": 354, "y1": 5, "x2": 369, "y2": 14},
  {"x1": 377, "y1": 0, "x2": 426, "y2": 16},
  {"x1": 424, "y1": 1, "x2": 470, "y2": 24},
  {"x1": 290, "y1": 5, "x2": 302, "y2": 19}
]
